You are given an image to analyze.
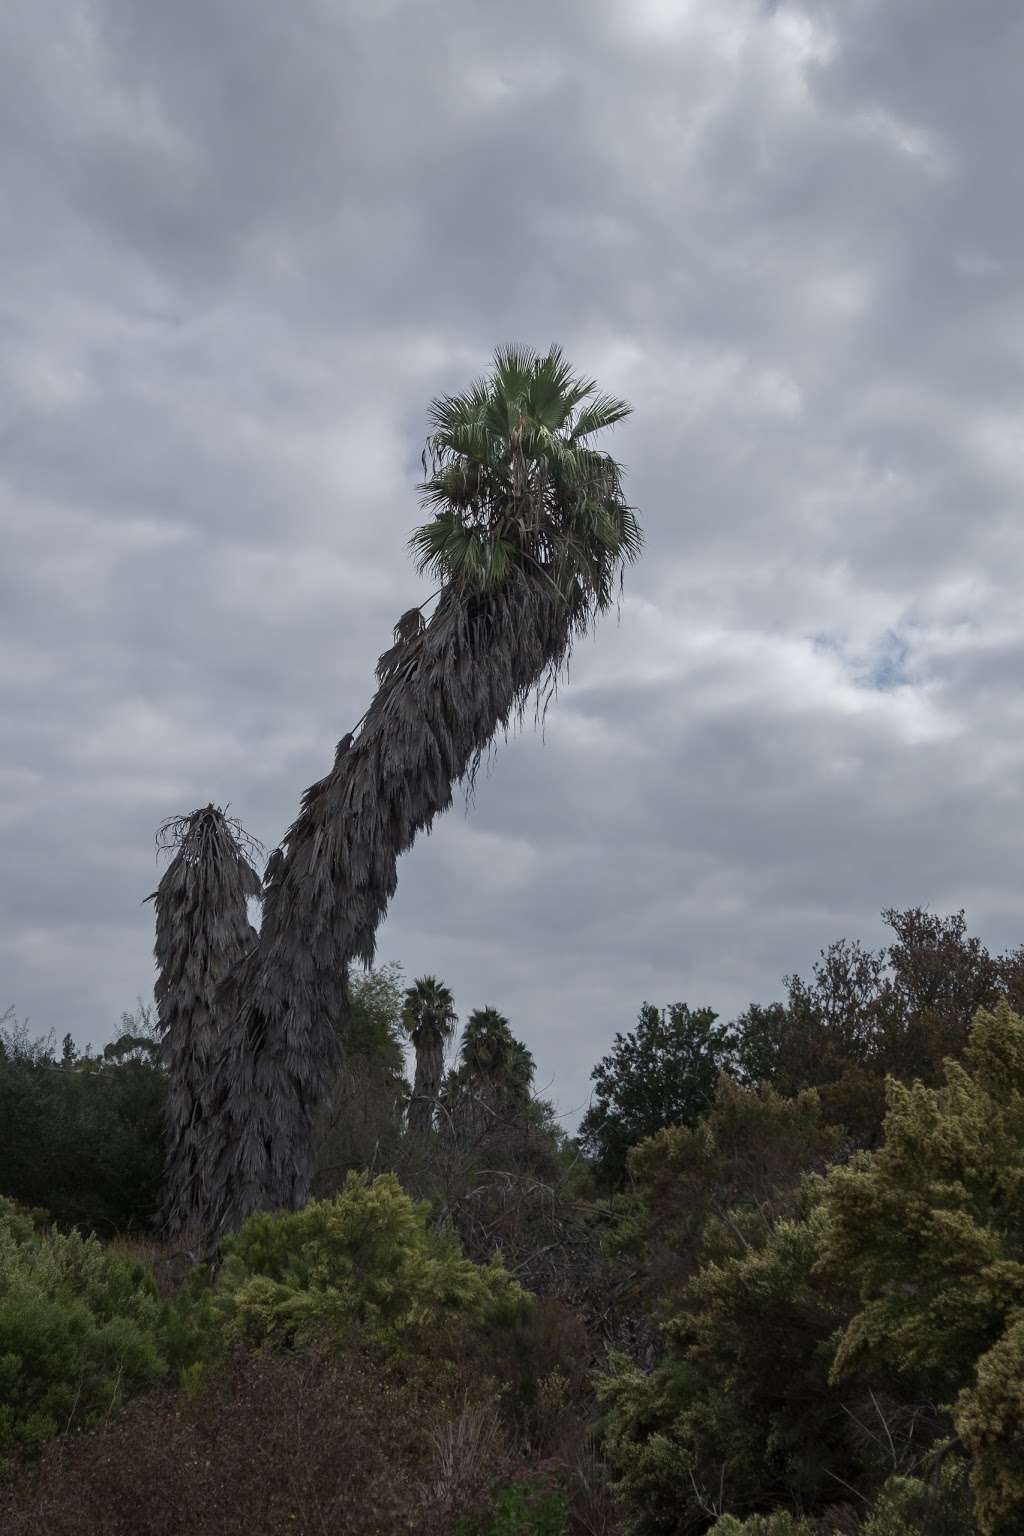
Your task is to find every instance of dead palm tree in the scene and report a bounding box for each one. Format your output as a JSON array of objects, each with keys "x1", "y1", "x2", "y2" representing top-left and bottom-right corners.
[
  {"x1": 146, "y1": 805, "x2": 263, "y2": 1245},
  {"x1": 201, "y1": 344, "x2": 641, "y2": 1239},
  {"x1": 402, "y1": 976, "x2": 458, "y2": 1135}
]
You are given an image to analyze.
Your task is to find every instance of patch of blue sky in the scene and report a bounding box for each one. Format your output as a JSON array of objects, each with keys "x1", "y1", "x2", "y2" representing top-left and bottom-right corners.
[{"x1": 810, "y1": 629, "x2": 911, "y2": 692}]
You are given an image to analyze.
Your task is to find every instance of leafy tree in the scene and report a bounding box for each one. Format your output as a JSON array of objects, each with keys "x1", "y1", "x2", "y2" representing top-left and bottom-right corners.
[
  {"x1": 200, "y1": 343, "x2": 640, "y2": 1235},
  {"x1": 820, "y1": 1001, "x2": 1024, "y2": 1532},
  {"x1": 347, "y1": 962, "x2": 407, "y2": 1075},
  {"x1": 580, "y1": 1003, "x2": 733, "y2": 1186},
  {"x1": 876, "y1": 906, "x2": 1001, "y2": 1082},
  {"x1": 403, "y1": 976, "x2": 459, "y2": 1135},
  {"x1": 624, "y1": 1074, "x2": 841, "y2": 1302},
  {"x1": 732, "y1": 909, "x2": 1007, "y2": 1144},
  {"x1": 312, "y1": 963, "x2": 409, "y2": 1191},
  {"x1": 0, "y1": 1013, "x2": 164, "y2": 1236}
]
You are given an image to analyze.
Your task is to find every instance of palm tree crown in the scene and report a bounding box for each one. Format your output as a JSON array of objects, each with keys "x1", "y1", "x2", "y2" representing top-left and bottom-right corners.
[
  {"x1": 459, "y1": 1007, "x2": 534, "y2": 1096},
  {"x1": 412, "y1": 343, "x2": 641, "y2": 613},
  {"x1": 402, "y1": 976, "x2": 458, "y2": 1050}
]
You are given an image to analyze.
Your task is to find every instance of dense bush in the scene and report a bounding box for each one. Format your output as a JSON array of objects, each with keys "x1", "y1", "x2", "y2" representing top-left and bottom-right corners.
[
  {"x1": 456, "y1": 1473, "x2": 570, "y2": 1535},
  {"x1": 820, "y1": 1001, "x2": 1024, "y2": 1534},
  {"x1": 0, "y1": 1196, "x2": 174, "y2": 1467},
  {"x1": 620, "y1": 1074, "x2": 841, "y2": 1305},
  {"x1": 598, "y1": 1199, "x2": 856, "y2": 1533},
  {"x1": 0, "y1": 1347, "x2": 498, "y2": 1535},
  {"x1": 0, "y1": 1010, "x2": 164, "y2": 1236},
  {"x1": 214, "y1": 1170, "x2": 528, "y2": 1352},
  {"x1": 598, "y1": 1005, "x2": 1024, "y2": 1534}
]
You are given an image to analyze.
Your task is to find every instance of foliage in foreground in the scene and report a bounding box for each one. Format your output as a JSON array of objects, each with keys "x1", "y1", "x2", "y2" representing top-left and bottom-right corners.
[
  {"x1": 0, "y1": 1197, "x2": 172, "y2": 1467},
  {"x1": 820, "y1": 1000, "x2": 1024, "y2": 1534},
  {"x1": 599, "y1": 1003, "x2": 1024, "y2": 1535},
  {"x1": 215, "y1": 1170, "x2": 528, "y2": 1351},
  {"x1": 0, "y1": 1349, "x2": 495, "y2": 1535}
]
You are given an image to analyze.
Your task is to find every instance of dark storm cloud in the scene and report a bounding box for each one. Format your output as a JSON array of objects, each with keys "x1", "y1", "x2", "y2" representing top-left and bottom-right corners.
[{"x1": 3, "y1": 0, "x2": 1024, "y2": 1114}]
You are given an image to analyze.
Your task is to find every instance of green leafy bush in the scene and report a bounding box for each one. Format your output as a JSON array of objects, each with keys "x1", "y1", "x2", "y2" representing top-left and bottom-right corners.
[
  {"x1": 820, "y1": 1002, "x2": 1024, "y2": 1533},
  {"x1": 598, "y1": 1200, "x2": 854, "y2": 1533},
  {"x1": 456, "y1": 1475, "x2": 570, "y2": 1536},
  {"x1": 621, "y1": 1074, "x2": 841, "y2": 1304},
  {"x1": 0, "y1": 1197, "x2": 170, "y2": 1466},
  {"x1": 709, "y1": 1515, "x2": 819, "y2": 1535},
  {"x1": 860, "y1": 1463, "x2": 975, "y2": 1535},
  {"x1": 214, "y1": 1171, "x2": 528, "y2": 1351}
]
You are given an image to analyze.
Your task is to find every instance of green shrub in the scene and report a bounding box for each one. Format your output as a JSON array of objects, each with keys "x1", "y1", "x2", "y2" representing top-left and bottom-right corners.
[
  {"x1": 0, "y1": 1197, "x2": 170, "y2": 1466},
  {"x1": 457, "y1": 1475, "x2": 570, "y2": 1536},
  {"x1": 214, "y1": 1171, "x2": 528, "y2": 1352},
  {"x1": 954, "y1": 1316, "x2": 1024, "y2": 1536},
  {"x1": 709, "y1": 1515, "x2": 819, "y2": 1535},
  {"x1": 820, "y1": 1003, "x2": 1024, "y2": 1532},
  {"x1": 861, "y1": 1462, "x2": 975, "y2": 1535},
  {"x1": 597, "y1": 1202, "x2": 854, "y2": 1533},
  {"x1": 622, "y1": 1074, "x2": 841, "y2": 1305}
]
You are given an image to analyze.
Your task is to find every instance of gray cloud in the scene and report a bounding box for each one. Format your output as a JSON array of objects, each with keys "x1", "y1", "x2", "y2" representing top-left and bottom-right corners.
[{"x1": 4, "y1": 0, "x2": 1024, "y2": 1116}]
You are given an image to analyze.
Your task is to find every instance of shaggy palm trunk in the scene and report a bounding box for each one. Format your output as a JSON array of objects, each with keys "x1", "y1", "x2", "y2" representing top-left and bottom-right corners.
[
  {"x1": 148, "y1": 806, "x2": 262, "y2": 1246},
  {"x1": 408, "y1": 1035, "x2": 445, "y2": 1137},
  {"x1": 201, "y1": 579, "x2": 578, "y2": 1240},
  {"x1": 450, "y1": 1081, "x2": 491, "y2": 1151}
]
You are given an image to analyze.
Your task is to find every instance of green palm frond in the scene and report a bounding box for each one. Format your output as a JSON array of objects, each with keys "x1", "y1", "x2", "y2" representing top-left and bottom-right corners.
[
  {"x1": 570, "y1": 393, "x2": 633, "y2": 441},
  {"x1": 414, "y1": 343, "x2": 641, "y2": 605},
  {"x1": 402, "y1": 975, "x2": 458, "y2": 1048}
]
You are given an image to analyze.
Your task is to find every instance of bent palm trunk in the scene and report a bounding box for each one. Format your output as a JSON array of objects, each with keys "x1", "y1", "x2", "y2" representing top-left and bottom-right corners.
[
  {"x1": 198, "y1": 345, "x2": 640, "y2": 1241},
  {"x1": 202, "y1": 583, "x2": 574, "y2": 1236}
]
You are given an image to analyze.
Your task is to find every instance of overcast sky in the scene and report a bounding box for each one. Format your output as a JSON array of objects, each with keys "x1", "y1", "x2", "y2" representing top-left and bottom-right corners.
[{"x1": 3, "y1": 0, "x2": 1024, "y2": 1117}]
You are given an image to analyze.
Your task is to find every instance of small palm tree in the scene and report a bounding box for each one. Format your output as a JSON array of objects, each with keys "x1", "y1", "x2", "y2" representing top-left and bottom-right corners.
[
  {"x1": 403, "y1": 976, "x2": 458, "y2": 1135},
  {"x1": 458, "y1": 1007, "x2": 534, "y2": 1098},
  {"x1": 202, "y1": 344, "x2": 640, "y2": 1237},
  {"x1": 447, "y1": 1007, "x2": 535, "y2": 1147}
]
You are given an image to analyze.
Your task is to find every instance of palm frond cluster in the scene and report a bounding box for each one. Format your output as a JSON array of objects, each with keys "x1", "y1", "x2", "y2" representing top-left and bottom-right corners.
[
  {"x1": 413, "y1": 343, "x2": 640, "y2": 610},
  {"x1": 442, "y1": 1007, "x2": 536, "y2": 1150}
]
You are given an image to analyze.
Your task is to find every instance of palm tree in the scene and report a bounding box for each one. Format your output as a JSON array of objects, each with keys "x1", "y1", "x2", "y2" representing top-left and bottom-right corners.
[
  {"x1": 202, "y1": 344, "x2": 641, "y2": 1239},
  {"x1": 402, "y1": 976, "x2": 458, "y2": 1135},
  {"x1": 458, "y1": 1007, "x2": 534, "y2": 1097},
  {"x1": 447, "y1": 1006, "x2": 535, "y2": 1146},
  {"x1": 146, "y1": 805, "x2": 262, "y2": 1247}
]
